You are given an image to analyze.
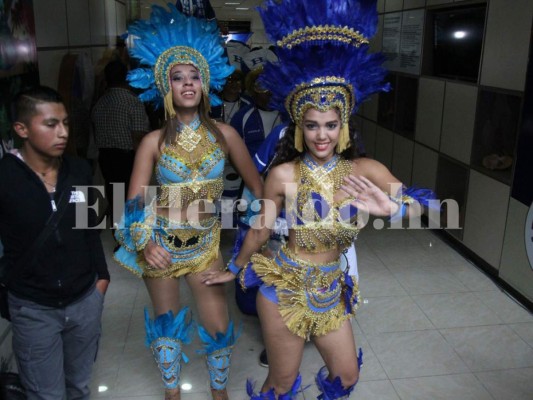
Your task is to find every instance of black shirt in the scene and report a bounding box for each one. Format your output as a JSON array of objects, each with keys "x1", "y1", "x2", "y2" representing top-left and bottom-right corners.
[{"x1": 0, "y1": 153, "x2": 109, "y2": 307}]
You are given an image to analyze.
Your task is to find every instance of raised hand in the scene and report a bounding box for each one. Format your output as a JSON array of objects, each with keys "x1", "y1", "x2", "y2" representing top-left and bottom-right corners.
[{"x1": 341, "y1": 175, "x2": 399, "y2": 217}]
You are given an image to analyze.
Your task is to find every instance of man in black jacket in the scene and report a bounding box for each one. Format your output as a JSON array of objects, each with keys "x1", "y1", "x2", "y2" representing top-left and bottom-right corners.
[{"x1": 0, "y1": 86, "x2": 110, "y2": 400}]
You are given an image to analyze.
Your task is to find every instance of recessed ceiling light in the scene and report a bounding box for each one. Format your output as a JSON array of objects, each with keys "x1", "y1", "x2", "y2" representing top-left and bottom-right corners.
[
  {"x1": 98, "y1": 386, "x2": 108, "y2": 393},
  {"x1": 181, "y1": 383, "x2": 192, "y2": 391},
  {"x1": 225, "y1": 2, "x2": 240, "y2": 4},
  {"x1": 236, "y1": 7, "x2": 249, "y2": 10}
]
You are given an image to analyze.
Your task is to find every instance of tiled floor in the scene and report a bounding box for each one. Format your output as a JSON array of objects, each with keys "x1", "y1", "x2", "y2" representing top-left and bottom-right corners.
[{"x1": 90, "y1": 226, "x2": 533, "y2": 399}]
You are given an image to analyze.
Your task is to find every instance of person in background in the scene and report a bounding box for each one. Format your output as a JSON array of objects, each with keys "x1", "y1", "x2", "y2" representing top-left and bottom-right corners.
[
  {"x1": 212, "y1": 69, "x2": 252, "y2": 199},
  {"x1": 230, "y1": 67, "x2": 281, "y2": 158},
  {"x1": 0, "y1": 85, "x2": 109, "y2": 400},
  {"x1": 220, "y1": 70, "x2": 250, "y2": 124},
  {"x1": 113, "y1": 5, "x2": 262, "y2": 400},
  {"x1": 175, "y1": 0, "x2": 216, "y2": 20},
  {"x1": 91, "y1": 59, "x2": 150, "y2": 222},
  {"x1": 201, "y1": 0, "x2": 436, "y2": 398}
]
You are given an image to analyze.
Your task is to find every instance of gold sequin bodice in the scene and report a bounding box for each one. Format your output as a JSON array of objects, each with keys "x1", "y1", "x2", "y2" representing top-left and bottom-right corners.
[
  {"x1": 287, "y1": 154, "x2": 360, "y2": 253},
  {"x1": 155, "y1": 121, "x2": 225, "y2": 208}
]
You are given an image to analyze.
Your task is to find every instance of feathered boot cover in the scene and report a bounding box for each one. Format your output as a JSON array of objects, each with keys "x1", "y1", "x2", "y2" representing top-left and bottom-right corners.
[
  {"x1": 316, "y1": 348, "x2": 363, "y2": 399},
  {"x1": 145, "y1": 307, "x2": 194, "y2": 394},
  {"x1": 246, "y1": 374, "x2": 303, "y2": 399},
  {"x1": 197, "y1": 321, "x2": 241, "y2": 400}
]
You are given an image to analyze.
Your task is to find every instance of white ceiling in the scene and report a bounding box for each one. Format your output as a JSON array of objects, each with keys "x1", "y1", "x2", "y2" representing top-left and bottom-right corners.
[{"x1": 139, "y1": 0, "x2": 264, "y2": 20}]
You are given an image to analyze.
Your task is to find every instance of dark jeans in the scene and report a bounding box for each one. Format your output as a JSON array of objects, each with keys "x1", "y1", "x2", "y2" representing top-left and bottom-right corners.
[{"x1": 9, "y1": 286, "x2": 104, "y2": 400}]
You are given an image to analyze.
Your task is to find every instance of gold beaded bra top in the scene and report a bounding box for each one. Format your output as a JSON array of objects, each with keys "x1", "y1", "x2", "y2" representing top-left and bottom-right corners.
[
  {"x1": 287, "y1": 154, "x2": 360, "y2": 253},
  {"x1": 155, "y1": 117, "x2": 225, "y2": 208}
]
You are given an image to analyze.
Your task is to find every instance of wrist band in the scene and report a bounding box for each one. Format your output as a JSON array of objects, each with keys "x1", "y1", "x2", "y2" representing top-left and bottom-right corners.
[
  {"x1": 389, "y1": 194, "x2": 413, "y2": 222},
  {"x1": 389, "y1": 201, "x2": 407, "y2": 222},
  {"x1": 226, "y1": 259, "x2": 242, "y2": 275}
]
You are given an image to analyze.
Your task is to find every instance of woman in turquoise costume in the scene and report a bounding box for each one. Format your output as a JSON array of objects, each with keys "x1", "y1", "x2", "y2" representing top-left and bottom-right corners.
[
  {"x1": 113, "y1": 4, "x2": 262, "y2": 400},
  {"x1": 202, "y1": 0, "x2": 436, "y2": 398}
]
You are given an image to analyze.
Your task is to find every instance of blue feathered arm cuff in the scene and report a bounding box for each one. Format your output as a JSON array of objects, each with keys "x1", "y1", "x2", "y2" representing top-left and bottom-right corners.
[
  {"x1": 389, "y1": 186, "x2": 438, "y2": 221},
  {"x1": 144, "y1": 307, "x2": 194, "y2": 363},
  {"x1": 196, "y1": 320, "x2": 242, "y2": 355},
  {"x1": 114, "y1": 196, "x2": 154, "y2": 251}
]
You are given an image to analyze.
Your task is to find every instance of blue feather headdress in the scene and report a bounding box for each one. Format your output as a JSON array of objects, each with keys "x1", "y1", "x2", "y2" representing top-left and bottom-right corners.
[
  {"x1": 127, "y1": 2, "x2": 234, "y2": 118},
  {"x1": 257, "y1": 0, "x2": 390, "y2": 152}
]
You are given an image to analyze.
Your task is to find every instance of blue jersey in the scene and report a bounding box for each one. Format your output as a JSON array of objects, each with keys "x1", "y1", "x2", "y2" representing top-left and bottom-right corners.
[{"x1": 253, "y1": 123, "x2": 288, "y2": 173}]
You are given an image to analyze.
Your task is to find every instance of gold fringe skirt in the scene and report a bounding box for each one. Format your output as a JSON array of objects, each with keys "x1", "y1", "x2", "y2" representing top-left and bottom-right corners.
[
  {"x1": 243, "y1": 246, "x2": 360, "y2": 340},
  {"x1": 115, "y1": 215, "x2": 220, "y2": 279}
]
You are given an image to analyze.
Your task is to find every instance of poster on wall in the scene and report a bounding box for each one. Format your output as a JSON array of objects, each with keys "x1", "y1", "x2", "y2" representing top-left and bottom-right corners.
[
  {"x1": 382, "y1": 9, "x2": 424, "y2": 75},
  {"x1": 382, "y1": 12, "x2": 402, "y2": 72},
  {"x1": 0, "y1": 0, "x2": 39, "y2": 157},
  {"x1": 399, "y1": 9, "x2": 424, "y2": 75}
]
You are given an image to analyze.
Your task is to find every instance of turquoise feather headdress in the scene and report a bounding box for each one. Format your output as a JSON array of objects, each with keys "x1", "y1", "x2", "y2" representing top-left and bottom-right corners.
[
  {"x1": 127, "y1": 2, "x2": 234, "y2": 118},
  {"x1": 257, "y1": 0, "x2": 390, "y2": 152}
]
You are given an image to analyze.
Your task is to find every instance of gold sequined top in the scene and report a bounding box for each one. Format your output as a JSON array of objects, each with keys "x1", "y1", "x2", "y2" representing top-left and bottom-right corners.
[
  {"x1": 155, "y1": 119, "x2": 225, "y2": 208},
  {"x1": 287, "y1": 154, "x2": 360, "y2": 253}
]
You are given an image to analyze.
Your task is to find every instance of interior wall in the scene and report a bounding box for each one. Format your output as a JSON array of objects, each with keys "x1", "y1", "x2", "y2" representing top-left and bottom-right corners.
[
  {"x1": 354, "y1": 0, "x2": 533, "y2": 304},
  {"x1": 35, "y1": 0, "x2": 126, "y2": 89}
]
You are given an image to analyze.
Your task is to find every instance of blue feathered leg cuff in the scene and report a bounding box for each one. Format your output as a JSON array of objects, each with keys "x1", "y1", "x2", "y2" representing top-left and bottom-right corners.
[
  {"x1": 246, "y1": 374, "x2": 303, "y2": 399},
  {"x1": 197, "y1": 321, "x2": 242, "y2": 390},
  {"x1": 316, "y1": 348, "x2": 363, "y2": 399},
  {"x1": 144, "y1": 307, "x2": 195, "y2": 389}
]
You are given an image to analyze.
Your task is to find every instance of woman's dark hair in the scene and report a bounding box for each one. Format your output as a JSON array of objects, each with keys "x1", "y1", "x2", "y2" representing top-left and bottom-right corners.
[
  {"x1": 270, "y1": 112, "x2": 363, "y2": 169},
  {"x1": 11, "y1": 86, "x2": 64, "y2": 124}
]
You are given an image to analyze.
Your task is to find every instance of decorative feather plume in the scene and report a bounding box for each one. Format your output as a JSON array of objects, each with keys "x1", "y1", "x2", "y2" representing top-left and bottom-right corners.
[
  {"x1": 197, "y1": 320, "x2": 242, "y2": 354},
  {"x1": 259, "y1": 40, "x2": 390, "y2": 122},
  {"x1": 402, "y1": 186, "x2": 439, "y2": 209},
  {"x1": 255, "y1": 0, "x2": 389, "y2": 125},
  {"x1": 144, "y1": 307, "x2": 195, "y2": 362},
  {"x1": 315, "y1": 348, "x2": 362, "y2": 400},
  {"x1": 127, "y1": 2, "x2": 233, "y2": 108},
  {"x1": 246, "y1": 374, "x2": 304, "y2": 399},
  {"x1": 258, "y1": 0, "x2": 378, "y2": 47}
]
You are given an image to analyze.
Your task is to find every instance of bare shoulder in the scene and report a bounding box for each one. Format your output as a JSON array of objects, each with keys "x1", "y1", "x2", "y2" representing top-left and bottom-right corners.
[
  {"x1": 268, "y1": 161, "x2": 296, "y2": 182},
  {"x1": 138, "y1": 128, "x2": 164, "y2": 154},
  {"x1": 216, "y1": 121, "x2": 239, "y2": 140},
  {"x1": 142, "y1": 128, "x2": 164, "y2": 145},
  {"x1": 351, "y1": 157, "x2": 390, "y2": 177}
]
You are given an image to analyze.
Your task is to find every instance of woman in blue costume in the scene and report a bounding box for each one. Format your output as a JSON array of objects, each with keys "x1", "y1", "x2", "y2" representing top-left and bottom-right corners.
[
  {"x1": 203, "y1": 0, "x2": 436, "y2": 398},
  {"x1": 113, "y1": 4, "x2": 262, "y2": 400}
]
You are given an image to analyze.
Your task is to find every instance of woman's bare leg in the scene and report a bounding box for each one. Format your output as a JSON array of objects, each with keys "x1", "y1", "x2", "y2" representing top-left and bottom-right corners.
[
  {"x1": 312, "y1": 319, "x2": 360, "y2": 391},
  {"x1": 256, "y1": 292, "x2": 305, "y2": 395},
  {"x1": 185, "y1": 253, "x2": 229, "y2": 334},
  {"x1": 185, "y1": 253, "x2": 230, "y2": 400},
  {"x1": 144, "y1": 276, "x2": 182, "y2": 316}
]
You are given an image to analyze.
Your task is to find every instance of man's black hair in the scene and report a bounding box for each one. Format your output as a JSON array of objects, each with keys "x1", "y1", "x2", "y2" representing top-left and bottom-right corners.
[{"x1": 11, "y1": 85, "x2": 64, "y2": 124}]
